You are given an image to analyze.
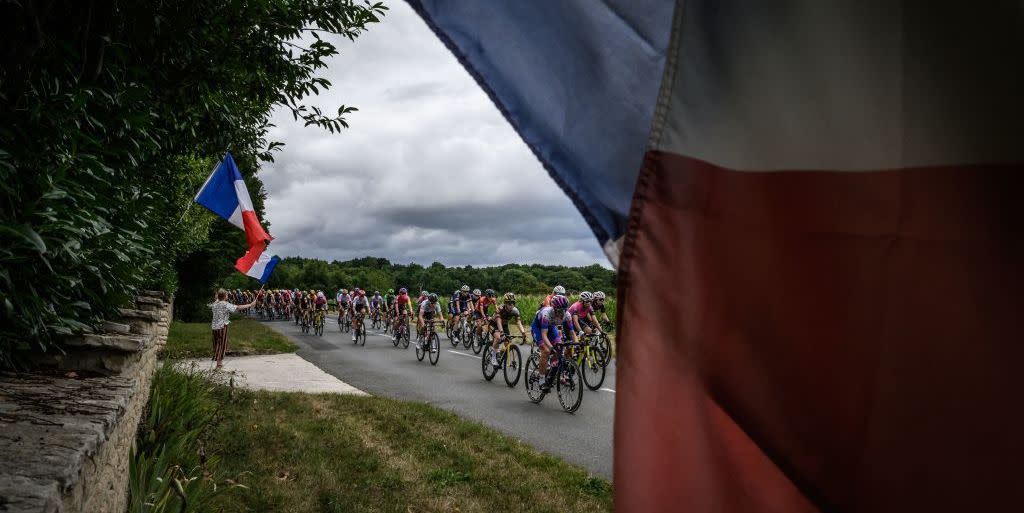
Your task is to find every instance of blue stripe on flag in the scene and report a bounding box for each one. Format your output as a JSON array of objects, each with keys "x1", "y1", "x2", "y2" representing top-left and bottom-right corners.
[
  {"x1": 406, "y1": 1, "x2": 674, "y2": 245},
  {"x1": 195, "y1": 154, "x2": 240, "y2": 221},
  {"x1": 259, "y1": 255, "x2": 280, "y2": 284}
]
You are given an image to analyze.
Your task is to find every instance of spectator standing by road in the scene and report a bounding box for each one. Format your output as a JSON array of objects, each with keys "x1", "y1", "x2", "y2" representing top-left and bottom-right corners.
[{"x1": 210, "y1": 288, "x2": 258, "y2": 369}]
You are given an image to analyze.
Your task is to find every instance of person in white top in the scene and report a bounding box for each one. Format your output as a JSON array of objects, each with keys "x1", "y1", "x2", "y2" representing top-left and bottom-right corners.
[{"x1": 209, "y1": 288, "x2": 257, "y2": 369}]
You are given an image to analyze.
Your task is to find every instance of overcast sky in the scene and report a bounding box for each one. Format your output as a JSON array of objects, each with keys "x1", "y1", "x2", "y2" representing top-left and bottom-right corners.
[{"x1": 259, "y1": 2, "x2": 608, "y2": 268}]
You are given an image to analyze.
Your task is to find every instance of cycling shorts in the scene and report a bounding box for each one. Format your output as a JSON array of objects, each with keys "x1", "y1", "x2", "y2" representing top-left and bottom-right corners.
[
  {"x1": 354, "y1": 303, "x2": 367, "y2": 313},
  {"x1": 488, "y1": 316, "x2": 511, "y2": 336}
]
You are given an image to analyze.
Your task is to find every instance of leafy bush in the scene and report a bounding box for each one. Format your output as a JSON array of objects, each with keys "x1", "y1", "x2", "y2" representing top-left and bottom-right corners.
[{"x1": 0, "y1": 1, "x2": 386, "y2": 366}]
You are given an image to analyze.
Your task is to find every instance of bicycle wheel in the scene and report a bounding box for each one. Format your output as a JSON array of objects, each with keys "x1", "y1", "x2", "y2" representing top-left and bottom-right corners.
[
  {"x1": 582, "y1": 353, "x2": 606, "y2": 391},
  {"x1": 595, "y1": 335, "x2": 611, "y2": 367},
  {"x1": 481, "y1": 346, "x2": 498, "y2": 381},
  {"x1": 557, "y1": 360, "x2": 584, "y2": 413},
  {"x1": 462, "y1": 325, "x2": 473, "y2": 349},
  {"x1": 415, "y1": 336, "x2": 425, "y2": 361},
  {"x1": 524, "y1": 352, "x2": 545, "y2": 403},
  {"x1": 359, "y1": 325, "x2": 366, "y2": 346},
  {"x1": 471, "y1": 332, "x2": 485, "y2": 355},
  {"x1": 503, "y1": 344, "x2": 522, "y2": 388},
  {"x1": 401, "y1": 324, "x2": 410, "y2": 349},
  {"x1": 428, "y1": 333, "x2": 440, "y2": 365},
  {"x1": 392, "y1": 327, "x2": 400, "y2": 347}
]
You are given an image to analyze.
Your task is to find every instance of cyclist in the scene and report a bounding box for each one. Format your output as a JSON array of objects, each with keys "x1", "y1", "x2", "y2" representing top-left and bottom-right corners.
[
  {"x1": 336, "y1": 288, "x2": 351, "y2": 321},
  {"x1": 417, "y1": 289, "x2": 429, "y2": 305},
  {"x1": 370, "y1": 290, "x2": 383, "y2": 322},
  {"x1": 391, "y1": 287, "x2": 414, "y2": 342},
  {"x1": 531, "y1": 295, "x2": 577, "y2": 391},
  {"x1": 475, "y1": 289, "x2": 497, "y2": 337},
  {"x1": 351, "y1": 289, "x2": 370, "y2": 341},
  {"x1": 313, "y1": 291, "x2": 328, "y2": 325},
  {"x1": 297, "y1": 290, "x2": 312, "y2": 326},
  {"x1": 488, "y1": 292, "x2": 526, "y2": 367},
  {"x1": 383, "y1": 288, "x2": 395, "y2": 324},
  {"x1": 418, "y1": 293, "x2": 445, "y2": 351},
  {"x1": 592, "y1": 291, "x2": 611, "y2": 325},
  {"x1": 568, "y1": 291, "x2": 600, "y2": 335},
  {"x1": 541, "y1": 285, "x2": 567, "y2": 309}
]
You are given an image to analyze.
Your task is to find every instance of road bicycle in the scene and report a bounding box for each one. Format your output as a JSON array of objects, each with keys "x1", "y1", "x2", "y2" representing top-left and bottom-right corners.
[
  {"x1": 571, "y1": 332, "x2": 607, "y2": 390},
  {"x1": 300, "y1": 309, "x2": 312, "y2": 334},
  {"x1": 313, "y1": 308, "x2": 325, "y2": 336},
  {"x1": 415, "y1": 319, "x2": 441, "y2": 365},
  {"x1": 524, "y1": 341, "x2": 584, "y2": 413},
  {"x1": 352, "y1": 310, "x2": 367, "y2": 346},
  {"x1": 371, "y1": 309, "x2": 383, "y2": 330},
  {"x1": 481, "y1": 333, "x2": 524, "y2": 387},
  {"x1": 468, "y1": 320, "x2": 490, "y2": 355},
  {"x1": 338, "y1": 309, "x2": 352, "y2": 333},
  {"x1": 392, "y1": 313, "x2": 411, "y2": 349}
]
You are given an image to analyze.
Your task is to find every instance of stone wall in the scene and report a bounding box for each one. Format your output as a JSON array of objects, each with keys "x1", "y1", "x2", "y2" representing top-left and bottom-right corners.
[{"x1": 0, "y1": 292, "x2": 172, "y2": 513}]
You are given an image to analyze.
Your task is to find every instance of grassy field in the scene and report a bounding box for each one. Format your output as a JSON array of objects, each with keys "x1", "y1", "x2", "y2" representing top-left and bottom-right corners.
[
  {"x1": 134, "y1": 364, "x2": 613, "y2": 513},
  {"x1": 162, "y1": 318, "x2": 297, "y2": 359}
]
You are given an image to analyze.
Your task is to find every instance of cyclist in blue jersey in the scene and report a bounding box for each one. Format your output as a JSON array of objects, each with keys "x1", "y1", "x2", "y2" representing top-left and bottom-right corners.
[{"x1": 531, "y1": 294, "x2": 577, "y2": 391}]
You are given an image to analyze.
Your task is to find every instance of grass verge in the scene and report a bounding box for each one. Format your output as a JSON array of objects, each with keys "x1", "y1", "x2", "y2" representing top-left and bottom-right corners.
[
  {"x1": 162, "y1": 318, "x2": 297, "y2": 359},
  {"x1": 135, "y1": 364, "x2": 612, "y2": 512},
  {"x1": 209, "y1": 390, "x2": 612, "y2": 513}
]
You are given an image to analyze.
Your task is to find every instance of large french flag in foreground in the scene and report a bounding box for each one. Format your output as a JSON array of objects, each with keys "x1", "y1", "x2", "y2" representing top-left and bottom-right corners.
[
  {"x1": 194, "y1": 152, "x2": 272, "y2": 248},
  {"x1": 410, "y1": 2, "x2": 1024, "y2": 511},
  {"x1": 234, "y1": 241, "x2": 280, "y2": 284}
]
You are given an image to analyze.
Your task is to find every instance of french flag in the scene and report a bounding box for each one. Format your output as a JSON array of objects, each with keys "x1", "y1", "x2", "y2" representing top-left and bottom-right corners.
[
  {"x1": 234, "y1": 241, "x2": 279, "y2": 284},
  {"x1": 410, "y1": 2, "x2": 1024, "y2": 512},
  {"x1": 194, "y1": 152, "x2": 272, "y2": 248}
]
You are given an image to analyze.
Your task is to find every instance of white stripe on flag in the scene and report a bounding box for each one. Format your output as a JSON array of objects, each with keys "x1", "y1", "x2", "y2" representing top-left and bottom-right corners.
[{"x1": 233, "y1": 179, "x2": 255, "y2": 212}]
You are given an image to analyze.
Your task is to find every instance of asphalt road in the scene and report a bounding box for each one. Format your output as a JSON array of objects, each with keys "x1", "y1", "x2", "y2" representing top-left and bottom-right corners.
[{"x1": 262, "y1": 315, "x2": 616, "y2": 479}]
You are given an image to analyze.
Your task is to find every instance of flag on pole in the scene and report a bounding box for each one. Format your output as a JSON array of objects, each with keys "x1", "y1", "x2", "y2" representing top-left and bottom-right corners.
[
  {"x1": 408, "y1": 1, "x2": 1024, "y2": 512},
  {"x1": 235, "y1": 241, "x2": 280, "y2": 284},
  {"x1": 194, "y1": 152, "x2": 272, "y2": 248}
]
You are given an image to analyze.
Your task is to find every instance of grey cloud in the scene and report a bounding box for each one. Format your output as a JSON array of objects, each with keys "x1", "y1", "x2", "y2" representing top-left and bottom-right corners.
[{"x1": 257, "y1": 1, "x2": 609, "y2": 268}]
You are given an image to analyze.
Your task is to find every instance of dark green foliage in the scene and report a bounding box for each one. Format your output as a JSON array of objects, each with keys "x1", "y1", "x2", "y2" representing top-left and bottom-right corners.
[
  {"x1": 221, "y1": 256, "x2": 617, "y2": 296},
  {"x1": 0, "y1": 1, "x2": 386, "y2": 365}
]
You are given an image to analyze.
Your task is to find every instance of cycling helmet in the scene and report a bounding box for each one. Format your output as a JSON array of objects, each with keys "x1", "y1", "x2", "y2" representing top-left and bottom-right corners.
[
  {"x1": 550, "y1": 295, "x2": 569, "y2": 309},
  {"x1": 579, "y1": 291, "x2": 594, "y2": 302},
  {"x1": 594, "y1": 291, "x2": 606, "y2": 300},
  {"x1": 485, "y1": 288, "x2": 496, "y2": 297},
  {"x1": 399, "y1": 287, "x2": 408, "y2": 294},
  {"x1": 420, "y1": 290, "x2": 428, "y2": 296},
  {"x1": 358, "y1": 289, "x2": 366, "y2": 296},
  {"x1": 553, "y1": 285, "x2": 566, "y2": 295},
  {"x1": 503, "y1": 292, "x2": 516, "y2": 303},
  {"x1": 428, "y1": 293, "x2": 438, "y2": 302},
  {"x1": 388, "y1": 288, "x2": 394, "y2": 294},
  {"x1": 472, "y1": 288, "x2": 481, "y2": 296},
  {"x1": 460, "y1": 285, "x2": 470, "y2": 292},
  {"x1": 374, "y1": 290, "x2": 380, "y2": 295}
]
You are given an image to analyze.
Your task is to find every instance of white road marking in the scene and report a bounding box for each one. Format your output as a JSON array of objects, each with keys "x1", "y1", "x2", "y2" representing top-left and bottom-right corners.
[
  {"x1": 600, "y1": 388, "x2": 616, "y2": 393},
  {"x1": 447, "y1": 350, "x2": 480, "y2": 359}
]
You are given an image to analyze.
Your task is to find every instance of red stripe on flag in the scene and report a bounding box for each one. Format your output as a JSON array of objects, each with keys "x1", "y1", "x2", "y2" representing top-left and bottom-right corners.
[
  {"x1": 235, "y1": 241, "x2": 267, "y2": 274},
  {"x1": 241, "y1": 210, "x2": 272, "y2": 247},
  {"x1": 615, "y1": 151, "x2": 1024, "y2": 512}
]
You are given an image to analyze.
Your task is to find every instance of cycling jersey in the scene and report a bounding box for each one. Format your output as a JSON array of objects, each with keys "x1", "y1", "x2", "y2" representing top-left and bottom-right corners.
[
  {"x1": 314, "y1": 296, "x2": 327, "y2": 310},
  {"x1": 352, "y1": 295, "x2": 369, "y2": 312},
  {"x1": 337, "y1": 293, "x2": 351, "y2": 306},
  {"x1": 371, "y1": 295, "x2": 382, "y2": 307},
  {"x1": 490, "y1": 305, "x2": 521, "y2": 334},
  {"x1": 395, "y1": 293, "x2": 411, "y2": 312},
  {"x1": 419, "y1": 300, "x2": 442, "y2": 320},
  {"x1": 454, "y1": 292, "x2": 472, "y2": 312},
  {"x1": 299, "y1": 297, "x2": 310, "y2": 309},
  {"x1": 476, "y1": 296, "x2": 496, "y2": 317},
  {"x1": 567, "y1": 301, "x2": 593, "y2": 320},
  {"x1": 531, "y1": 306, "x2": 571, "y2": 346},
  {"x1": 448, "y1": 291, "x2": 459, "y2": 315}
]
